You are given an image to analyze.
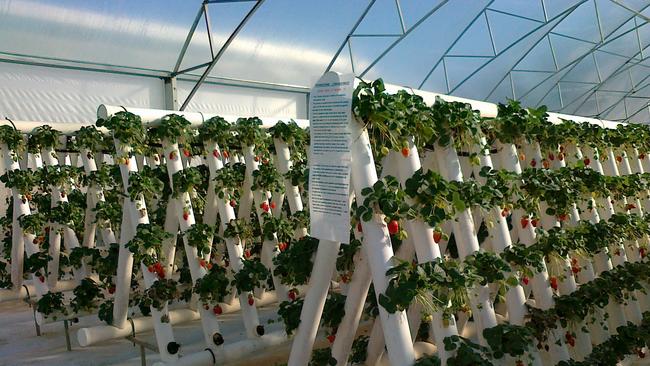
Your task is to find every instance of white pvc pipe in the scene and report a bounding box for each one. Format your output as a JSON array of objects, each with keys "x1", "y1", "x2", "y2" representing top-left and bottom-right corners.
[
  {"x1": 97, "y1": 105, "x2": 309, "y2": 130},
  {"x1": 497, "y1": 142, "x2": 571, "y2": 363},
  {"x1": 433, "y1": 142, "x2": 498, "y2": 345},
  {"x1": 163, "y1": 140, "x2": 222, "y2": 348},
  {"x1": 395, "y1": 140, "x2": 459, "y2": 364},
  {"x1": 207, "y1": 142, "x2": 262, "y2": 339},
  {"x1": 348, "y1": 122, "x2": 415, "y2": 366}
]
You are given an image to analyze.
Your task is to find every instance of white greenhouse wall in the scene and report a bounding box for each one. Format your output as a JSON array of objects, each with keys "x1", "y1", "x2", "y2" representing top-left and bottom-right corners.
[
  {"x1": 176, "y1": 80, "x2": 308, "y2": 120},
  {"x1": 0, "y1": 63, "x2": 308, "y2": 125},
  {"x1": 0, "y1": 63, "x2": 165, "y2": 124}
]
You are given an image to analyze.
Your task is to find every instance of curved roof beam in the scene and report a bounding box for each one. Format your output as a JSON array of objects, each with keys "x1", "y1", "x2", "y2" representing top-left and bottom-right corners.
[
  {"x1": 179, "y1": 0, "x2": 265, "y2": 110},
  {"x1": 517, "y1": 2, "x2": 650, "y2": 106},
  {"x1": 417, "y1": 2, "x2": 495, "y2": 89},
  {"x1": 358, "y1": 0, "x2": 450, "y2": 78},
  {"x1": 450, "y1": 1, "x2": 587, "y2": 97}
]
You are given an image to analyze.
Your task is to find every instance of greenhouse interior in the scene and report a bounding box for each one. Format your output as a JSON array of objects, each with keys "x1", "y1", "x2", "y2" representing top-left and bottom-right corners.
[{"x1": 4, "y1": 0, "x2": 650, "y2": 365}]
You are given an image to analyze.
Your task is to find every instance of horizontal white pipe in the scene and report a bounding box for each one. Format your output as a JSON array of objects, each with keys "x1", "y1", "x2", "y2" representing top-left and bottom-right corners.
[
  {"x1": 77, "y1": 291, "x2": 278, "y2": 347},
  {"x1": 0, "y1": 279, "x2": 77, "y2": 302},
  {"x1": 98, "y1": 105, "x2": 309, "y2": 129}
]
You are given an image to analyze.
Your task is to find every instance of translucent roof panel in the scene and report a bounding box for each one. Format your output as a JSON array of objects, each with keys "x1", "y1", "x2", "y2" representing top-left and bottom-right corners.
[{"x1": 1, "y1": 0, "x2": 650, "y2": 122}]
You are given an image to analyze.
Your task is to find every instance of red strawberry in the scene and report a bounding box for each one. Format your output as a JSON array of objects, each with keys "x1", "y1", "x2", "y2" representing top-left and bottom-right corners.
[
  {"x1": 571, "y1": 266, "x2": 580, "y2": 274},
  {"x1": 213, "y1": 150, "x2": 220, "y2": 158},
  {"x1": 230, "y1": 199, "x2": 237, "y2": 207},
  {"x1": 433, "y1": 231, "x2": 443, "y2": 243},
  {"x1": 583, "y1": 157, "x2": 590, "y2": 166},
  {"x1": 327, "y1": 335, "x2": 336, "y2": 343},
  {"x1": 519, "y1": 153, "x2": 525, "y2": 161},
  {"x1": 558, "y1": 152, "x2": 564, "y2": 161},
  {"x1": 638, "y1": 350, "x2": 646, "y2": 358},
  {"x1": 501, "y1": 208, "x2": 509, "y2": 217},
  {"x1": 206, "y1": 263, "x2": 213, "y2": 270},
  {"x1": 626, "y1": 203, "x2": 636, "y2": 210},
  {"x1": 616, "y1": 155, "x2": 623, "y2": 163},
  {"x1": 183, "y1": 149, "x2": 191, "y2": 157},
  {"x1": 254, "y1": 156, "x2": 260, "y2": 162},
  {"x1": 640, "y1": 153, "x2": 646, "y2": 160},
  {"x1": 262, "y1": 158, "x2": 269, "y2": 165},
  {"x1": 270, "y1": 202, "x2": 276, "y2": 210},
  {"x1": 60, "y1": 192, "x2": 66, "y2": 198},
  {"x1": 340, "y1": 274, "x2": 349, "y2": 283},
  {"x1": 278, "y1": 242, "x2": 287, "y2": 252},
  {"x1": 520, "y1": 217, "x2": 529, "y2": 228},
  {"x1": 204, "y1": 304, "x2": 210, "y2": 310},
  {"x1": 357, "y1": 222, "x2": 362, "y2": 233},
  {"x1": 548, "y1": 153, "x2": 555, "y2": 161},
  {"x1": 531, "y1": 218, "x2": 539, "y2": 227},
  {"x1": 550, "y1": 276, "x2": 558, "y2": 290},
  {"x1": 244, "y1": 249, "x2": 251, "y2": 258},
  {"x1": 33, "y1": 238, "x2": 39, "y2": 244},
  {"x1": 199, "y1": 259, "x2": 206, "y2": 268},
  {"x1": 248, "y1": 294, "x2": 254, "y2": 306},
  {"x1": 222, "y1": 150, "x2": 229, "y2": 158},
  {"x1": 183, "y1": 212, "x2": 189, "y2": 221},
  {"x1": 148, "y1": 265, "x2": 154, "y2": 273},
  {"x1": 169, "y1": 151, "x2": 176, "y2": 160},
  {"x1": 640, "y1": 248, "x2": 647, "y2": 258},
  {"x1": 516, "y1": 361, "x2": 524, "y2": 366},
  {"x1": 522, "y1": 277, "x2": 529, "y2": 285},
  {"x1": 401, "y1": 147, "x2": 409, "y2": 158},
  {"x1": 530, "y1": 159, "x2": 537, "y2": 168},
  {"x1": 39, "y1": 275, "x2": 45, "y2": 283},
  {"x1": 387, "y1": 220, "x2": 399, "y2": 235},
  {"x1": 261, "y1": 202, "x2": 270, "y2": 212},
  {"x1": 108, "y1": 286, "x2": 116, "y2": 294},
  {"x1": 213, "y1": 305, "x2": 222, "y2": 315},
  {"x1": 542, "y1": 160, "x2": 550, "y2": 169},
  {"x1": 558, "y1": 213, "x2": 567, "y2": 222},
  {"x1": 288, "y1": 290, "x2": 297, "y2": 301}
]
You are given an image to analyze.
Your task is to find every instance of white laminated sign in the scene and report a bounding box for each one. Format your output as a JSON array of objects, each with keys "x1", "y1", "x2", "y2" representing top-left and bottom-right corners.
[{"x1": 308, "y1": 72, "x2": 353, "y2": 244}]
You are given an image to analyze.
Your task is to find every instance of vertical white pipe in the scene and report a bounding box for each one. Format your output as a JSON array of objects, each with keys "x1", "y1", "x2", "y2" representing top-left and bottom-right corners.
[{"x1": 348, "y1": 123, "x2": 415, "y2": 366}]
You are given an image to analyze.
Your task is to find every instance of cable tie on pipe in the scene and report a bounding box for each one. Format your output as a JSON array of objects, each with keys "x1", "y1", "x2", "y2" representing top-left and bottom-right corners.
[
  {"x1": 203, "y1": 347, "x2": 216, "y2": 364},
  {"x1": 4, "y1": 117, "x2": 17, "y2": 131},
  {"x1": 128, "y1": 317, "x2": 136, "y2": 347}
]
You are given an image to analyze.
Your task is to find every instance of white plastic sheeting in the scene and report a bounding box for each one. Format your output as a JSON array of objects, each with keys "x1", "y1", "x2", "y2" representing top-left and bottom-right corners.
[{"x1": 0, "y1": 63, "x2": 308, "y2": 124}]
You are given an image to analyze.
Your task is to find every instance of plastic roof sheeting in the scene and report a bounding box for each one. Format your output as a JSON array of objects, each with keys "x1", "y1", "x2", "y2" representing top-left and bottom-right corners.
[{"x1": 1, "y1": 0, "x2": 650, "y2": 122}]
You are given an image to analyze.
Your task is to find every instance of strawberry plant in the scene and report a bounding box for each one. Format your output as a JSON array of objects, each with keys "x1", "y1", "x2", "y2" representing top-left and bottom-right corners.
[
  {"x1": 75, "y1": 125, "x2": 108, "y2": 153},
  {"x1": 28, "y1": 125, "x2": 61, "y2": 152},
  {"x1": 24, "y1": 250, "x2": 51, "y2": 278},
  {"x1": 128, "y1": 166, "x2": 165, "y2": 202},
  {"x1": 193, "y1": 265, "x2": 230, "y2": 306},
  {"x1": 36, "y1": 291, "x2": 67, "y2": 317},
  {"x1": 68, "y1": 247, "x2": 99, "y2": 269},
  {"x1": 18, "y1": 213, "x2": 47, "y2": 236},
  {"x1": 98, "y1": 299, "x2": 114, "y2": 325},
  {"x1": 125, "y1": 223, "x2": 172, "y2": 266},
  {"x1": 223, "y1": 218, "x2": 254, "y2": 243},
  {"x1": 152, "y1": 114, "x2": 191, "y2": 144},
  {"x1": 71, "y1": 278, "x2": 104, "y2": 313},
  {"x1": 198, "y1": 116, "x2": 232, "y2": 149},
  {"x1": 141, "y1": 278, "x2": 179, "y2": 311},
  {"x1": 235, "y1": 117, "x2": 267, "y2": 149},
  {"x1": 356, "y1": 176, "x2": 411, "y2": 239},
  {"x1": 172, "y1": 166, "x2": 203, "y2": 197},
  {"x1": 0, "y1": 169, "x2": 36, "y2": 197},
  {"x1": 273, "y1": 236, "x2": 318, "y2": 286},
  {"x1": 97, "y1": 112, "x2": 146, "y2": 153},
  {"x1": 0, "y1": 125, "x2": 25, "y2": 158},
  {"x1": 93, "y1": 200, "x2": 122, "y2": 229},
  {"x1": 321, "y1": 292, "x2": 345, "y2": 331},
  {"x1": 252, "y1": 160, "x2": 285, "y2": 194},
  {"x1": 213, "y1": 162, "x2": 246, "y2": 205},
  {"x1": 231, "y1": 258, "x2": 269, "y2": 294},
  {"x1": 278, "y1": 298, "x2": 304, "y2": 335},
  {"x1": 184, "y1": 223, "x2": 215, "y2": 257}
]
